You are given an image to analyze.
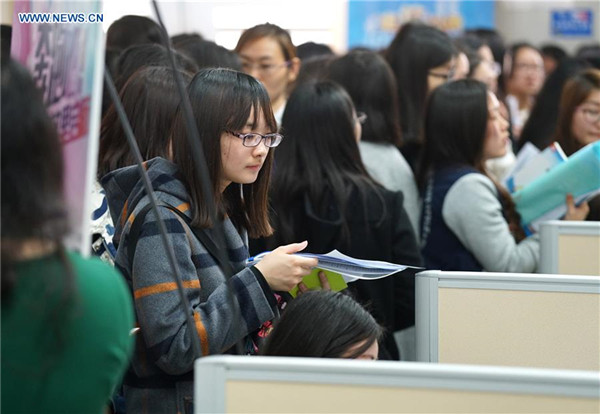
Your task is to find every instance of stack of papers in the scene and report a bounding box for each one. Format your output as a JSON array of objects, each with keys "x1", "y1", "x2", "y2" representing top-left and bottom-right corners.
[
  {"x1": 505, "y1": 142, "x2": 567, "y2": 193},
  {"x1": 248, "y1": 250, "x2": 420, "y2": 297}
]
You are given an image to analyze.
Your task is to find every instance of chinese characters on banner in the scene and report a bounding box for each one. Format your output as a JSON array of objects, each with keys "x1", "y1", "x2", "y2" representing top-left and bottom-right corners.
[
  {"x1": 11, "y1": 0, "x2": 104, "y2": 254},
  {"x1": 348, "y1": 0, "x2": 495, "y2": 50}
]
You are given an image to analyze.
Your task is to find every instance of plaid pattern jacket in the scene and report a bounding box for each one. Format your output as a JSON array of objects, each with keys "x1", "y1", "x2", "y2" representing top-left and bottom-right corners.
[{"x1": 102, "y1": 158, "x2": 277, "y2": 412}]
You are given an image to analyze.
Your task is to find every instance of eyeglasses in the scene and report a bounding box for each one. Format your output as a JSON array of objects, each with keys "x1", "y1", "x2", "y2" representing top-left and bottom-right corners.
[
  {"x1": 428, "y1": 70, "x2": 455, "y2": 82},
  {"x1": 578, "y1": 106, "x2": 600, "y2": 124},
  {"x1": 240, "y1": 60, "x2": 291, "y2": 75},
  {"x1": 227, "y1": 131, "x2": 284, "y2": 148},
  {"x1": 355, "y1": 112, "x2": 367, "y2": 125},
  {"x1": 514, "y1": 63, "x2": 544, "y2": 73}
]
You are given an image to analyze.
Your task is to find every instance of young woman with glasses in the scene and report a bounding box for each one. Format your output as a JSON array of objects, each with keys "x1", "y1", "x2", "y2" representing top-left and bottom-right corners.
[
  {"x1": 261, "y1": 80, "x2": 422, "y2": 361},
  {"x1": 385, "y1": 22, "x2": 456, "y2": 173},
  {"x1": 102, "y1": 68, "x2": 317, "y2": 414},
  {"x1": 235, "y1": 23, "x2": 301, "y2": 127},
  {"x1": 503, "y1": 43, "x2": 545, "y2": 140},
  {"x1": 555, "y1": 68, "x2": 600, "y2": 221}
]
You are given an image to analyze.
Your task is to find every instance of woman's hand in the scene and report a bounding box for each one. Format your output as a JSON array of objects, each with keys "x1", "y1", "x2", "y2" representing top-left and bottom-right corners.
[
  {"x1": 254, "y1": 241, "x2": 318, "y2": 292},
  {"x1": 297, "y1": 271, "x2": 331, "y2": 295},
  {"x1": 564, "y1": 193, "x2": 590, "y2": 221}
]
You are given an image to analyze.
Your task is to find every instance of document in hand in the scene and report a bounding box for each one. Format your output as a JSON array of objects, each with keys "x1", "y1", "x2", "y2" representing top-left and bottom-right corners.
[
  {"x1": 505, "y1": 142, "x2": 567, "y2": 193},
  {"x1": 513, "y1": 141, "x2": 600, "y2": 233},
  {"x1": 247, "y1": 249, "x2": 420, "y2": 296}
]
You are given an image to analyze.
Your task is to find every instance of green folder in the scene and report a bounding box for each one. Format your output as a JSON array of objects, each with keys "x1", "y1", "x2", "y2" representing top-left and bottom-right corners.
[{"x1": 289, "y1": 268, "x2": 348, "y2": 298}]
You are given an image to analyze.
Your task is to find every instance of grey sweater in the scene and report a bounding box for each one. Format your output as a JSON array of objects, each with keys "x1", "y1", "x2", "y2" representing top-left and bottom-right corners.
[
  {"x1": 443, "y1": 173, "x2": 539, "y2": 272},
  {"x1": 102, "y1": 158, "x2": 277, "y2": 413}
]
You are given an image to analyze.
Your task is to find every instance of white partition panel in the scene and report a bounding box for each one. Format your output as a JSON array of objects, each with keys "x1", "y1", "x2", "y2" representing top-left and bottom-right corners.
[
  {"x1": 195, "y1": 355, "x2": 600, "y2": 413},
  {"x1": 416, "y1": 271, "x2": 600, "y2": 371},
  {"x1": 539, "y1": 220, "x2": 600, "y2": 276}
]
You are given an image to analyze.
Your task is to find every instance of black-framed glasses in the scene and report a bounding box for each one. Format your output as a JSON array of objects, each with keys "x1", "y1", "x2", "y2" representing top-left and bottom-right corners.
[
  {"x1": 355, "y1": 112, "x2": 367, "y2": 124},
  {"x1": 227, "y1": 131, "x2": 284, "y2": 148}
]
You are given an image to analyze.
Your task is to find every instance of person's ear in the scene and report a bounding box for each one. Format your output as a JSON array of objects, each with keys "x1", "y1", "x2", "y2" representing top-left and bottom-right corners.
[{"x1": 287, "y1": 57, "x2": 301, "y2": 83}]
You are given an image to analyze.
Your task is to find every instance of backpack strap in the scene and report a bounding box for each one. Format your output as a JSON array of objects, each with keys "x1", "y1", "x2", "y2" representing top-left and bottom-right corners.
[{"x1": 127, "y1": 202, "x2": 229, "y2": 275}]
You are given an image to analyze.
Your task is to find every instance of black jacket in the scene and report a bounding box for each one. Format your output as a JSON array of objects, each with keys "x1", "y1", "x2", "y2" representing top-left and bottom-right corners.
[{"x1": 252, "y1": 184, "x2": 423, "y2": 360}]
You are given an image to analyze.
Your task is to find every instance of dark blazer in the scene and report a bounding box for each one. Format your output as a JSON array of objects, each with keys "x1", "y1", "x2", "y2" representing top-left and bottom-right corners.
[{"x1": 253, "y1": 184, "x2": 423, "y2": 360}]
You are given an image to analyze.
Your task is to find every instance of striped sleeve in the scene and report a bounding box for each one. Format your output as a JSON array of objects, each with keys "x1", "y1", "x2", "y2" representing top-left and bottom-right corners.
[{"x1": 129, "y1": 206, "x2": 276, "y2": 375}]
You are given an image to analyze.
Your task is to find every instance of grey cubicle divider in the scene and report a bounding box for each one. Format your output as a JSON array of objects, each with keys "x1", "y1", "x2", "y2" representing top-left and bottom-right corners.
[
  {"x1": 194, "y1": 355, "x2": 600, "y2": 413},
  {"x1": 539, "y1": 220, "x2": 600, "y2": 275},
  {"x1": 415, "y1": 270, "x2": 600, "y2": 371}
]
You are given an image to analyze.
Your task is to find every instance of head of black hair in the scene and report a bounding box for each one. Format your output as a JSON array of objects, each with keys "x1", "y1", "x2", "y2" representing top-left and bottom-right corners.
[
  {"x1": 417, "y1": 79, "x2": 489, "y2": 189},
  {"x1": 171, "y1": 32, "x2": 204, "y2": 48},
  {"x1": 113, "y1": 43, "x2": 198, "y2": 91},
  {"x1": 98, "y1": 66, "x2": 193, "y2": 178},
  {"x1": 296, "y1": 41, "x2": 335, "y2": 61},
  {"x1": 262, "y1": 290, "x2": 383, "y2": 359},
  {"x1": 327, "y1": 50, "x2": 402, "y2": 147},
  {"x1": 465, "y1": 27, "x2": 505, "y2": 65},
  {"x1": 273, "y1": 80, "x2": 384, "y2": 244},
  {"x1": 385, "y1": 22, "x2": 455, "y2": 146},
  {"x1": 106, "y1": 15, "x2": 163, "y2": 52},
  {"x1": 576, "y1": 43, "x2": 600, "y2": 69},
  {"x1": 175, "y1": 39, "x2": 241, "y2": 71}
]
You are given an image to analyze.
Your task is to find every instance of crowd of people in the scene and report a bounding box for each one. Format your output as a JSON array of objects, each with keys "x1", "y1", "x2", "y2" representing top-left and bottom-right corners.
[{"x1": 2, "y1": 13, "x2": 599, "y2": 414}]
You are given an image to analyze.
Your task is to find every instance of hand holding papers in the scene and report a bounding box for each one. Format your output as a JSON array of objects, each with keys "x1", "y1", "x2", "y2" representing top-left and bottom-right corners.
[{"x1": 248, "y1": 249, "x2": 420, "y2": 296}]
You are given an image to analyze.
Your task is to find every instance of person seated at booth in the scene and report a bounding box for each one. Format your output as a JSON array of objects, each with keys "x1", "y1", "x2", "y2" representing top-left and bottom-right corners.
[{"x1": 262, "y1": 290, "x2": 382, "y2": 360}]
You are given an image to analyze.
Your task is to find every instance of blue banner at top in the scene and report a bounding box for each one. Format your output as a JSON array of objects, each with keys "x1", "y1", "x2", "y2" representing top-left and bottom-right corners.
[
  {"x1": 348, "y1": 0, "x2": 495, "y2": 50},
  {"x1": 551, "y1": 9, "x2": 593, "y2": 36}
]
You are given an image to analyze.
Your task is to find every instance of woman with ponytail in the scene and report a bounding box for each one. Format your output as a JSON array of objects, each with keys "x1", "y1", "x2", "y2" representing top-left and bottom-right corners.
[{"x1": 417, "y1": 79, "x2": 588, "y2": 272}]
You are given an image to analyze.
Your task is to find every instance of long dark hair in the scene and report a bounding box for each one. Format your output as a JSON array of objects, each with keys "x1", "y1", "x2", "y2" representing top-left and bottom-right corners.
[
  {"x1": 517, "y1": 58, "x2": 591, "y2": 152},
  {"x1": 98, "y1": 66, "x2": 192, "y2": 178},
  {"x1": 385, "y1": 22, "x2": 455, "y2": 146},
  {"x1": 418, "y1": 79, "x2": 525, "y2": 240},
  {"x1": 170, "y1": 68, "x2": 276, "y2": 237},
  {"x1": 555, "y1": 68, "x2": 600, "y2": 156},
  {"x1": 261, "y1": 290, "x2": 383, "y2": 359},
  {"x1": 273, "y1": 80, "x2": 382, "y2": 242},
  {"x1": 327, "y1": 50, "x2": 403, "y2": 147},
  {"x1": 1, "y1": 58, "x2": 75, "y2": 324}
]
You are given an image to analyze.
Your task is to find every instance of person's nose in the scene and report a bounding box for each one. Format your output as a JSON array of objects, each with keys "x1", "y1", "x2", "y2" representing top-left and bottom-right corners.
[
  {"x1": 253, "y1": 140, "x2": 269, "y2": 158},
  {"x1": 500, "y1": 114, "x2": 509, "y2": 132},
  {"x1": 247, "y1": 65, "x2": 262, "y2": 81}
]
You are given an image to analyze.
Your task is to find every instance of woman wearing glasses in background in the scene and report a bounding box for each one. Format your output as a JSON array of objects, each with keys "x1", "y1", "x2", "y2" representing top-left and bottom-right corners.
[
  {"x1": 259, "y1": 80, "x2": 422, "y2": 361},
  {"x1": 102, "y1": 68, "x2": 317, "y2": 414},
  {"x1": 385, "y1": 22, "x2": 456, "y2": 173},
  {"x1": 235, "y1": 23, "x2": 301, "y2": 127},
  {"x1": 555, "y1": 68, "x2": 600, "y2": 221}
]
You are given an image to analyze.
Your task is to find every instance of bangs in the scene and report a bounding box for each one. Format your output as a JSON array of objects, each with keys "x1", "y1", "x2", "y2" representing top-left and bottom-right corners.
[{"x1": 225, "y1": 79, "x2": 277, "y2": 133}]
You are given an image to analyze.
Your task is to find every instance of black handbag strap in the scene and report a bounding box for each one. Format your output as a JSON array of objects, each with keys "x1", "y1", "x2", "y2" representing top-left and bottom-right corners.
[{"x1": 127, "y1": 201, "x2": 228, "y2": 274}]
